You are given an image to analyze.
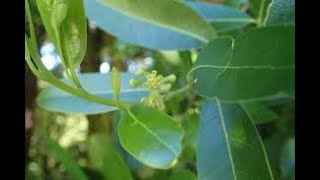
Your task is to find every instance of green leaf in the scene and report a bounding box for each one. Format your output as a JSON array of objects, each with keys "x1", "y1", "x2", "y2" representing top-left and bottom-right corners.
[
  {"x1": 264, "y1": 0, "x2": 295, "y2": 25},
  {"x1": 241, "y1": 102, "x2": 278, "y2": 124},
  {"x1": 169, "y1": 170, "x2": 197, "y2": 180},
  {"x1": 37, "y1": 73, "x2": 148, "y2": 114},
  {"x1": 88, "y1": 134, "x2": 133, "y2": 180},
  {"x1": 118, "y1": 104, "x2": 184, "y2": 169},
  {"x1": 36, "y1": 0, "x2": 87, "y2": 65},
  {"x1": 197, "y1": 99, "x2": 274, "y2": 180},
  {"x1": 42, "y1": 134, "x2": 87, "y2": 180},
  {"x1": 189, "y1": 26, "x2": 295, "y2": 101},
  {"x1": 112, "y1": 67, "x2": 121, "y2": 104},
  {"x1": 185, "y1": 2, "x2": 255, "y2": 32},
  {"x1": 84, "y1": 0, "x2": 216, "y2": 50}
]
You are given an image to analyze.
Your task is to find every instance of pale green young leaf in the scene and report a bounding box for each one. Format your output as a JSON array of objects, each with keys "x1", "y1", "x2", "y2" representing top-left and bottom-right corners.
[{"x1": 36, "y1": 0, "x2": 87, "y2": 65}]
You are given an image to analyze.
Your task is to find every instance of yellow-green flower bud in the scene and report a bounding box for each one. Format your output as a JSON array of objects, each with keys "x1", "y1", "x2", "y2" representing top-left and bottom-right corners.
[
  {"x1": 136, "y1": 68, "x2": 146, "y2": 76},
  {"x1": 188, "y1": 108, "x2": 195, "y2": 115},
  {"x1": 144, "y1": 75, "x2": 162, "y2": 90},
  {"x1": 159, "y1": 83, "x2": 171, "y2": 93},
  {"x1": 130, "y1": 79, "x2": 141, "y2": 88},
  {"x1": 166, "y1": 74, "x2": 177, "y2": 82}
]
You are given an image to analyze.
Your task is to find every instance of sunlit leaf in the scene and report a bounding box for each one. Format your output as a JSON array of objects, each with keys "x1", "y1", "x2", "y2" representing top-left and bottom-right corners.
[
  {"x1": 84, "y1": 0, "x2": 216, "y2": 50},
  {"x1": 118, "y1": 104, "x2": 184, "y2": 169}
]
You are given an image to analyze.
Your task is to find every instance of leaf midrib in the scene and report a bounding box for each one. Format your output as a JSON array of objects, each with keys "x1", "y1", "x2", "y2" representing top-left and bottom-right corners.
[
  {"x1": 97, "y1": 0, "x2": 211, "y2": 43},
  {"x1": 127, "y1": 108, "x2": 178, "y2": 157}
]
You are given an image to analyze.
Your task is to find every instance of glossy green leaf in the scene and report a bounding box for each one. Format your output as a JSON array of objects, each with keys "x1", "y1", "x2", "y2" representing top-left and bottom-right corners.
[
  {"x1": 118, "y1": 104, "x2": 184, "y2": 169},
  {"x1": 186, "y1": 2, "x2": 255, "y2": 32},
  {"x1": 37, "y1": 73, "x2": 148, "y2": 114},
  {"x1": 189, "y1": 26, "x2": 295, "y2": 101},
  {"x1": 88, "y1": 134, "x2": 133, "y2": 180},
  {"x1": 36, "y1": 0, "x2": 87, "y2": 65},
  {"x1": 169, "y1": 170, "x2": 197, "y2": 180},
  {"x1": 241, "y1": 102, "x2": 278, "y2": 124},
  {"x1": 264, "y1": 0, "x2": 295, "y2": 25},
  {"x1": 42, "y1": 134, "x2": 87, "y2": 180},
  {"x1": 197, "y1": 99, "x2": 274, "y2": 180},
  {"x1": 84, "y1": 0, "x2": 216, "y2": 50}
]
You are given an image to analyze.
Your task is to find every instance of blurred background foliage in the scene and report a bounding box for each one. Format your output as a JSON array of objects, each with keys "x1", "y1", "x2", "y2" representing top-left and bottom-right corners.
[{"x1": 25, "y1": 0, "x2": 294, "y2": 179}]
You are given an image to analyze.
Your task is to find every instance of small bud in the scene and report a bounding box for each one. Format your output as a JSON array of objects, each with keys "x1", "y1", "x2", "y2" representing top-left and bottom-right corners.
[
  {"x1": 188, "y1": 108, "x2": 195, "y2": 115},
  {"x1": 159, "y1": 84, "x2": 171, "y2": 93},
  {"x1": 162, "y1": 74, "x2": 176, "y2": 83},
  {"x1": 130, "y1": 79, "x2": 141, "y2": 88},
  {"x1": 166, "y1": 74, "x2": 177, "y2": 82},
  {"x1": 135, "y1": 68, "x2": 146, "y2": 76},
  {"x1": 151, "y1": 70, "x2": 158, "y2": 76}
]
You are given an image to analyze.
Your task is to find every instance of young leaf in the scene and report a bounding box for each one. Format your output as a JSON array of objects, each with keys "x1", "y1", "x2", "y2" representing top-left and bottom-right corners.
[
  {"x1": 185, "y1": 2, "x2": 255, "y2": 32},
  {"x1": 197, "y1": 99, "x2": 274, "y2": 180},
  {"x1": 36, "y1": 0, "x2": 87, "y2": 65},
  {"x1": 111, "y1": 67, "x2": 121, "y2": 104},
  {"x1": 264, "y1": 0, "x2": 295, "y2": 26},
  {"x1": 88, "y1": 134, "x2": 133, "y2": 180},
  {"x1": 241, "y1": 102, "x2": 278, "y2": 124},
  {"x1": 189, "y1": 26, "x2": 295, "y2": 101},
  {"x1": 37, "y1": 73, "x2": 148, "y2": 114},
  {"x1": 84, "y1": 0, "x2": 216, "y2": 50},
  {"x1": 118, "y1": 104, "x2": 184, "y2": 169},
  {"x1": 41, "y1": 134, "x2": 87, "y2": 180}
]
